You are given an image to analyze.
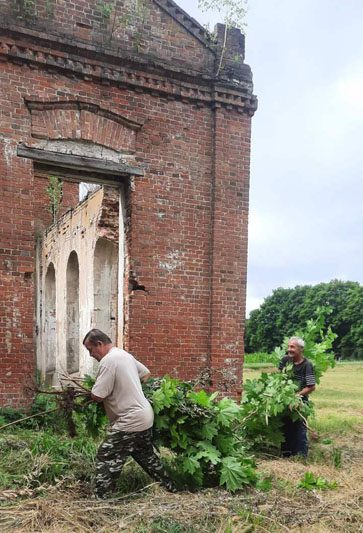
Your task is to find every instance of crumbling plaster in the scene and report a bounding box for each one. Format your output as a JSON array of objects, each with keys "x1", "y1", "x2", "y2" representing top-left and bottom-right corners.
[{"x1": 38, "y1": 186, "x2": 123, "y2": 382}]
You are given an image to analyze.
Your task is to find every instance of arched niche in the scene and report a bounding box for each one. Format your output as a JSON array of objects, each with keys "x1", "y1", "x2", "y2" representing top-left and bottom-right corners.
[
  {"x1": 93, "y1": 238, "x2": 118, "y2": 342},
  {"x1": 66, "y1": 251, "x2": 80, "y2": 374},
  {"x1": 44, "y1": 263, "x2": 56, "y2": 378}
]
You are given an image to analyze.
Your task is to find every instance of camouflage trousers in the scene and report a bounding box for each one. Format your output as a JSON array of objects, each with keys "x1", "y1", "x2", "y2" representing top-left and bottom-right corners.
[{"x1": 94, "y1": 426, "x2": 175, "y2": 498}]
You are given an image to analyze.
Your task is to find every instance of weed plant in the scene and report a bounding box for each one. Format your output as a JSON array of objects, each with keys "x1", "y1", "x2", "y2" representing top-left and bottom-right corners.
[{"x1": 0, "y1": 422, "x2": 98, "y2": 490}]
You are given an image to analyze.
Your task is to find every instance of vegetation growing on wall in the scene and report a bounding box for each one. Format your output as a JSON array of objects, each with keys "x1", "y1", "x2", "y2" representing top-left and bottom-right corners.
[
  {"x1": 46, "y1": 175, "x2": 63, "y2": 224},
  {"x1": 13, "y1": 0, "x2": 38, "y2": 22},
  {"x1": 96, "y1": 0, "x2": 149, "y2": 46}
]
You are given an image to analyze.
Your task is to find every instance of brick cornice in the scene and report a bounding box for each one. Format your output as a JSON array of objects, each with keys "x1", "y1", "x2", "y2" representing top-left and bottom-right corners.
[{"x1": 0, "y1": 34, "x2": 257, "y2": 115}]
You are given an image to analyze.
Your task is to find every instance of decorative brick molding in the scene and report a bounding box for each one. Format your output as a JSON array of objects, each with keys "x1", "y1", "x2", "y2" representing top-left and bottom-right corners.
[
  {"x1": 26, "y1": 100, "x2": 142, "y2": 152},
  {"x1": 0, "y1": 38, "x2": 257, "y2": 115}
]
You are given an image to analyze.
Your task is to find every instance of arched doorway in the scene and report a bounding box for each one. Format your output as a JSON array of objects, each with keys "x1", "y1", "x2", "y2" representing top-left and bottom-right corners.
[
  {"x1": 44, "y1": 262, "x2": 56, "y2": 383},
  {"x1": 66, "y1": 251, "x2": 80, "y2": 374},
  {"x1": 93, "y1": 238, "x2": 118, "y2": 342}
]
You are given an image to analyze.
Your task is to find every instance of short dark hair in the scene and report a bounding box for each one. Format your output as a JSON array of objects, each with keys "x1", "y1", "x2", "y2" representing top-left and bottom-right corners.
[{"x1": 83, "y1": 329, "x2": 112, "y2": 346}]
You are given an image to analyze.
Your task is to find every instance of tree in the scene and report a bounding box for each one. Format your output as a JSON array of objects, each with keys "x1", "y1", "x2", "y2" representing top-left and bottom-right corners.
[
  {"x1": 245, "y1": 280, "x2": 363, "y2": 359},
  {"x1": 198, "y1": 0, "x2": 248, "y2": 76},
  {"x1": 198, "y1": 0, "x2": 248, "y2": 31}
]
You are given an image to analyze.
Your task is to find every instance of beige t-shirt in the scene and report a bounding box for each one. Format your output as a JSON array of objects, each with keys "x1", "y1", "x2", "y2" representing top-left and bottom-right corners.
[{"x1": 91, "y1": 347, "x2": 154, "y2": 432}]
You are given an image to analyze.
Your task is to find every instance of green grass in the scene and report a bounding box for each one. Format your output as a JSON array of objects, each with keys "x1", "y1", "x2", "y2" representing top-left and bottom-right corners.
[
  {"x1": 0, "y1": 428, "x2": 98, "y2": 490},
  {"x1": 244, "y1": 362, "x2": 278, "y2": 369},
  {"x1": 244, "y1": 352, "x2": 279, "y2": 365},
  {"x1": 312, "y1": 363, "x2": 363, "y2": 436}
]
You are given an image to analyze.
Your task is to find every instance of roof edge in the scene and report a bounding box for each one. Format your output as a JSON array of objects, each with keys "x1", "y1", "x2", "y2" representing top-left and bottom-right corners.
[{"x1": 153, "y1": 0, "x2": 215, "y2": 51}]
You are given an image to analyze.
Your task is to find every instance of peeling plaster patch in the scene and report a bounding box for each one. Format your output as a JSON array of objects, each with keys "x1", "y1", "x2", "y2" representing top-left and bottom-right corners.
[
  {"x1": 223, "y1": 341, "x2": 240, "y2": 354},
  {"x1": 33, "y1": 139, "x2": 135, "y2": 164},
  {"x1": 158, "y1": 250, "x2": 182, "y2": 272},
  {"x1": 2, "y1": 138, "x2": 16, "y2": 167},
  {"x1": 156, "y1": 198, "x2": 170, "y2": 206},
  {"x1": 75, "y1": 110, "x2": 81, "y2": 139},
  {"x1": 156, "y1": 211, "x2": 166, "y2": 220},
  {"x1": 3, "y1": 259, "x2": 13, "y2": 272},
  {"x1": 5, "y1": 330, "x2": 12, "y2": 354},
  {"x1": 218, "y1": 359, "x2": 240, "y2": 387}
]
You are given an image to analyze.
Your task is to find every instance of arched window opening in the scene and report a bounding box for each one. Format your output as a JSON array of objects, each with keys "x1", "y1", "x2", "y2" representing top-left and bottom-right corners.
[
  {"x1": 44, "y1": 263, "x2": 56, "y2": 381},
  {"x1": 93, "y1": 238, "x2": 118, "y2": 343},
  {"x1": 66, "y1": 251, "x2": 80, "y2": 374}
]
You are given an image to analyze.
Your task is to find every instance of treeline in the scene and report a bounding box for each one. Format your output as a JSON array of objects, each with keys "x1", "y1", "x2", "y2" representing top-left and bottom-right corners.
[{"x1": 245, "y1": 280, "x2": 363, "y2": 359}]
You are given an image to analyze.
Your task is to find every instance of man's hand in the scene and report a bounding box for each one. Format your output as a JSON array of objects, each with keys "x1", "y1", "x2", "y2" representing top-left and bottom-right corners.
[{"x1": 141, "y1": 372, "x2": 151, "y2": 383}]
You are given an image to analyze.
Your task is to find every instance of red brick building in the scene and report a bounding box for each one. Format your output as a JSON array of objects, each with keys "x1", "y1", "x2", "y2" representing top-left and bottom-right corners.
[{"x1": 0, "y1": 0, "x2": 257, "y2": 406}]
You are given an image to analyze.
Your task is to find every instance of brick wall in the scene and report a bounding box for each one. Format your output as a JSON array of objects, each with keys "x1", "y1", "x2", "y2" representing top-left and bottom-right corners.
[
  {"x1": 1, "y1": 0, "x2": 214, "y2": 74},
  {"x1": 0, "y1": 0, "x2": 256, "y2": 406}
]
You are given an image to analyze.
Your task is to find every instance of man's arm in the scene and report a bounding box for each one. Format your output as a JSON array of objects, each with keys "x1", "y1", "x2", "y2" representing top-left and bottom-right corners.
[
  {"x1": 91, "y1": 392, "x2": 104, "y2": 402},
  {"x1": 140, "y1": 372, "x2": 151, "y2": 383},
  {"x1": 298, "y1": 385, "x2": 315, "y2": 397},
  {"x1": 91, "y1": 365, "x2": 115, "y2": 402},
  {"x1": 300, "y1": 360, "x2": 316, "y2": 397}
]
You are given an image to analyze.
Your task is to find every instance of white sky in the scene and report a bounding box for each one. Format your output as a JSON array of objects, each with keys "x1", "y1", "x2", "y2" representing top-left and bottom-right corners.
[{"x1": 178, "y1": 0, "x2": 363, "y2": 316}]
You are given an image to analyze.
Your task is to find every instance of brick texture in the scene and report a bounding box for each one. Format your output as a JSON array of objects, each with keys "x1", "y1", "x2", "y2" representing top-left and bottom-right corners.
[{"x1": 0, "y1": 0, "x2": 256, "y2": 406}]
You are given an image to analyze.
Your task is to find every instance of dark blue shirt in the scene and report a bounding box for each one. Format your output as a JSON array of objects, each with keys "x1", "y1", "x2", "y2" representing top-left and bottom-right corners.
[{"x1": 279, "y1": 356, "x2": 316, "y2": 400}]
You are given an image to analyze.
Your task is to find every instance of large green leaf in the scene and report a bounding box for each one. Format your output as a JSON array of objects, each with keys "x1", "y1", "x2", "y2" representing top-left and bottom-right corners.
[
  {"x1": 194, "y1": 441, "x2": 221, "y2": 465},
  {"x1": 219, "y1": 456, "x2": 253, "y2": 492},
  {"x1": 216, "y1": 398, "x2": 240, "y2": 427},
  {"x1": 201, "y1": 422, "x2": 219, "y2": 441},
  {"x1": 187, "y1": 389, "x2": 210, "y2": 407},
  {"x1": 182, "y1": 456, "x2": 200, "y2": 474}
]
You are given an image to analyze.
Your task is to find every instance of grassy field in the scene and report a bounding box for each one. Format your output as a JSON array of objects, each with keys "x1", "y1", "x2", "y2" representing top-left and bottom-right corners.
[{"x1": 0, "y1": 364, "x2": 362, "y2": 532}]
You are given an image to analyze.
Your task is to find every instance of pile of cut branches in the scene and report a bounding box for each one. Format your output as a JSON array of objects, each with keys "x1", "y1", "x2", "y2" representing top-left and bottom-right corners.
[{"x1": 0, "y1": 375, "x2": 107, "y2": 439}]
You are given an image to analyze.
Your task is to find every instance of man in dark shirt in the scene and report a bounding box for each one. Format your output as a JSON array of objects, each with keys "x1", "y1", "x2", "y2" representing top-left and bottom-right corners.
[{"x1": 279, "y1": 337, "x2": 316, "y2": 458}]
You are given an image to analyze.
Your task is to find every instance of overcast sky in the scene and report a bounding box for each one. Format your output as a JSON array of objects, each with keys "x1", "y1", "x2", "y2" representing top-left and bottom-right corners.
[{"x1": 178, "y1": 0, "x2": 363, "y2": 316}]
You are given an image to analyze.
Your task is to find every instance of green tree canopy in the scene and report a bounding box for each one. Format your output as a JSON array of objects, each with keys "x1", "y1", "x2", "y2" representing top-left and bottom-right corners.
[{"x1": 245, "y1": 280, "x2": 363, "y2": 359}]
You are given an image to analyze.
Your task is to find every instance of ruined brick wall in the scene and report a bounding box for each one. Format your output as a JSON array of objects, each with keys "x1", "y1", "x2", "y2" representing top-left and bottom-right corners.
[
  {"x1": 0, "y1": 0, "x2": 256, "y2": 406},
  {"x1": 0, "y1": 0, "x2": 214, "y2": 73},
  {"x1": 98, "y1": 187, "x2": 120, "y2": 243}
]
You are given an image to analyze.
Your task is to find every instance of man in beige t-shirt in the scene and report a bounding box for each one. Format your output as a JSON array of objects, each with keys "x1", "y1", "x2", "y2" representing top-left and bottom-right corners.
[{"x1": 83, "y1": 328, "x2": 176, "y2": 498}]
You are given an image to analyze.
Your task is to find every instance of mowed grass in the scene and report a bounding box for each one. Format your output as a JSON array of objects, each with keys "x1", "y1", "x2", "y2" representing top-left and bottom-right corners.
[
  {"x1": 312, "y1": 363, "x2": 363, "y2": 436},
  {"x1": 243, "y1": 362, "x2": 363, "y2": 437}
]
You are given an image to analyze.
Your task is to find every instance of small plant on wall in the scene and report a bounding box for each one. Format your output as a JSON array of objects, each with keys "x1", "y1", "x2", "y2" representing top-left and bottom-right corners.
[
  {"x1": 198, "y1": 0, "x2": 248, "y2": 76},
  {"x1": 46, "y1": 175, "x2": 63, "y2": 224},
  {"x1": 96, "y1": 0, "x2": 149, "y2": 45},
  {"x1": 44, "y1": 0, "x2": 55, "y2": 17},
  {"x1": 13, "y1": 0, "x2": 38, "y2": 22}
]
